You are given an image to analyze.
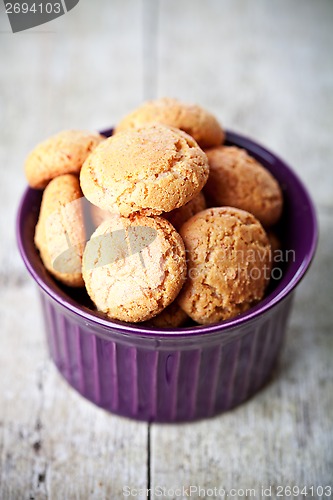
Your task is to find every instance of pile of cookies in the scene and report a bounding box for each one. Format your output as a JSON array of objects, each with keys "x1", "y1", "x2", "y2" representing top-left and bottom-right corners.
[{"x1": 25, "y1": 98, "x2": 283, "y2": 327}]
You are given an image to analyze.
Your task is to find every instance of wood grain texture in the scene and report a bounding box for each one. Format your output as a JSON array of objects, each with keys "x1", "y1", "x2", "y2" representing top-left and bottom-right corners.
[
  {"x1": 151, "y1": 0, "x2": 333, "y2": 496},
  {"x1": 0, "y1": 1, "x2": 148, "y2": 498},
  {"x1": 157, "y1": 0, "x2": 333, "y2": 209},
  {"x1": 0, "y1": 286, "x2": 148, "y2": 499},
  {"x1": 0, "y1": 0, "x2": 332, "y2": 498},
  {"x1": 150, "y1": 212, "x2": 333, "y2": 497}
]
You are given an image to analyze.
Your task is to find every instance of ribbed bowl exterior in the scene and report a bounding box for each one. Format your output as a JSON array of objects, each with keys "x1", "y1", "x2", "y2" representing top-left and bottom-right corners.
[
  {"x1": 41, "y1": 289, "x2": 293, "y2": 422},
  {"x1": 17, "y1": 130, "x2": 318, "y2": 423}
]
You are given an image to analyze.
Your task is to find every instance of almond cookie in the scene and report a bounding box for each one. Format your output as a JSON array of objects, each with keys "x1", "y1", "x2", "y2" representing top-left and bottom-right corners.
[
  {"x1": 165, "y1": 191, "x2": 206, "y2": 231},
  {"x1": 143, "y1": 301, "x2": 188, "y2": 328},
  {"x1": 80, "y1": 124, "x2": 209, "y2": 217},
  {"x1": 88, "y1": 200, "x2": 206, "y2": 232},
  {"x1": 82, "y1": 216, "x2": 187, "y2": 323},
  {"x1": 177, "y1": 207, "x2": 271, "y2": 324},
  {"x1": 204, "y1": 146, "x2": 283, "y2": 227},
  {"x1": 115, "y1": 97, "x2": 224, "y2": 148},
  {"x1": 25, "y1": 130, "x2": 104, "y2": 189},
  {"x1": 35, "y1": 174, "x2": 86, "y2": 287}
]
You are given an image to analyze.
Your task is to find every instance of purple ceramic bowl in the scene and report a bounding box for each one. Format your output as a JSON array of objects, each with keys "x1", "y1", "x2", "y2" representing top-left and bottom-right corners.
[{"x1": 17, "y1": 130, "x2": 317, "y2": 422}]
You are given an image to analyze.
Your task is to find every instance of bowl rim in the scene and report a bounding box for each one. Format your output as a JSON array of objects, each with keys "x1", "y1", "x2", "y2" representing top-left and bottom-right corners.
[{"x1": 17, "y1": 130, "x2": 318, "y2": 339}]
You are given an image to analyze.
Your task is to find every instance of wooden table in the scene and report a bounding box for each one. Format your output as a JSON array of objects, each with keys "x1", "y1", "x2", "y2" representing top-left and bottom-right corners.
[{"x1": 1, "y1": 0, "x2": 332, "y2": 498}]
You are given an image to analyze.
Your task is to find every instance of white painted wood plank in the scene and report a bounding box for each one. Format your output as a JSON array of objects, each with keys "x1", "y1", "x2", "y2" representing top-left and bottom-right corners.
[
  {"x1": 157, "y1": 0, "x2": 333, "y2": 208},
  {"x1": 0, "y1": 0, "x2": 147, "y2": 281},
  {"x1": 150, "y1": 211, "x2": 333, "y2": 496},
  {"x1": 0, "y1": 0, "x2": 149, "y2": 498},
  {"x1": 151, "y1": 0, "x2": 333, "y2": 495},
  {"x1": 1, "y1": 0, "x2": 332, "y2": 497},
  {"x1": 0, "y1": 284, "x2": 148, "y2": 499}
]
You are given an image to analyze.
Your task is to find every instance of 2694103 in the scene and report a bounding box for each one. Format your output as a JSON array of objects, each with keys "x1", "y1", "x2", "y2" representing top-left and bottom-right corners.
[
  {"x1": 5, "y1": 3, "x2": 62, "y2": 14},
  {"x1": 276, "y1": 485, "x2": 332, "y2": 497}
]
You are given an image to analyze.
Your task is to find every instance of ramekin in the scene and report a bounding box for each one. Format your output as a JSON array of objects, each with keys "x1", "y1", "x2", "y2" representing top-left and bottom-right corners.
[{"x1": 17, "y1": 130, "x2": 318, "y2": 422}]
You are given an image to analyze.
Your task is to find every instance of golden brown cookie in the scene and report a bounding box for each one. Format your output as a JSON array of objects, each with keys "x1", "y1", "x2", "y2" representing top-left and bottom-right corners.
[
  {"x1": 80, "y1": 124, "x2": 209, "y2": 217},
  {"x1": 204, "y1": 146, "x2": 283, "y2": 227},
  {"x1": 34, "y1": 174, "x2": 86, "y2": 287},
  {"x1": 115, "y1": 97, "x2": 224, "y2": 148},
  {"x1": 25, "y1": 130, "x2": 104, "y2": 189},
  {"x1": 177, "y1": 207, "x2": 271, "y2": 324},
  {"x1": 165, "y1": 191, "x2": 206, "y2": 231},
  {"x1": 143, "y1": 301, "x2": 188, "y2": 328},
  {"x1": 82, "y1": 216, "x2": 187, "y2": 323}
]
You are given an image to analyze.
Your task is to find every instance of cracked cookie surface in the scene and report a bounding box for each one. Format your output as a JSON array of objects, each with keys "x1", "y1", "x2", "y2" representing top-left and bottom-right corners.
[
  {"x1": 204, "y1": 146, "x2": 283, "y2": 227},
  {"x1": 82, "y1": 215, "x2": 187, "y2": 322},
  {"x1": 25, "y1": 130, "x2": 104, "y2": 189},
  {"x1": 80, "y1": 124, "x2": 209, "y2": 217},
  {"x1": 177, "y1": 207, "x2": 271, "y2": 324},
  {"x1": 115, "y1": 97, "x2": 224, "y2": 148}
]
